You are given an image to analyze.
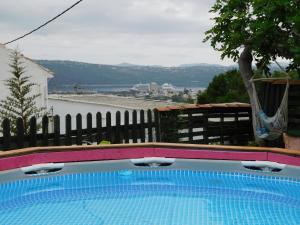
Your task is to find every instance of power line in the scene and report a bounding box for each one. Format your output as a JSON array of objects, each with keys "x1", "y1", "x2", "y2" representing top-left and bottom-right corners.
[{"x1": 4, "y1": 0, "x2": 83, "y2": 45}]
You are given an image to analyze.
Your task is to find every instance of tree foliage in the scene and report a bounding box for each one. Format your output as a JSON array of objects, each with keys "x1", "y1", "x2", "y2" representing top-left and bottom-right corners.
[
  {"x1": 204, "y1": 0, "x2": 300, "y2": 74},
  {"x1": 197, "y1": 70, "x2": 249, "y2": 104},
  {"x1": 197, "y1": 69, "x2": 297, "y2": 104},
  {"x1": 204, "y1": 0, "x2": 300, "y2": 144},
  {"x1": 0, "y1": 50, "x2": 45, "y2": 134}
]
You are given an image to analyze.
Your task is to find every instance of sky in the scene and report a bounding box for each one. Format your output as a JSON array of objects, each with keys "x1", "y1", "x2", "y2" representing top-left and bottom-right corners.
[{"x1": 0, "y1": 0, "x2": 235, "y2": 66}]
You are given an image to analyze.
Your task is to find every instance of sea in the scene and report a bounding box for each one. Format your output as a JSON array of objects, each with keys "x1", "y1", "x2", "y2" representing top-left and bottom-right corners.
[{"x1": 49, "y1": 84, "x2": 205, "y2": 94}]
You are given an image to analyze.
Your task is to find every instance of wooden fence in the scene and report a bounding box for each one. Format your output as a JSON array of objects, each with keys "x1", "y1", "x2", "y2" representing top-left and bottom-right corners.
[
  {"x1": 0, "y1": 109, "x2": 160, "y2": 151},
  {"x1": 158, "y1": 103, "x2": 253, "y2": 145},
  {"x1": 0, "y1": 105, "x2": 254, "y2": 150}
]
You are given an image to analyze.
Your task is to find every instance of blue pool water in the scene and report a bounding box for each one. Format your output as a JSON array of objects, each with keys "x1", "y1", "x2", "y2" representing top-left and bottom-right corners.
[{"x1": 0, "y1": 170, "x2": 300, "y2": 225}]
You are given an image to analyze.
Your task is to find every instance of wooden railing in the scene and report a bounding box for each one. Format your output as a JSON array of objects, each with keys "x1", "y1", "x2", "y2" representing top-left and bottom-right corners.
[
  {"x1": 157, "y1": 103, "x2": 253, "y2": 145},
  {"x1": 0, "y1": 109, "x2": 160, "y2": 150},
  {"x1": 0, "y1": 104, "x2": 253, "y2": 150}
]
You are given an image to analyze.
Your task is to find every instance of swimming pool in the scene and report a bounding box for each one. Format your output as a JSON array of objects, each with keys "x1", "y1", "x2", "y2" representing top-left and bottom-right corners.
[
  {"x1": 0, "y1": 169, "x2": 300, "y2": 225},
  {"x1": 0, "y1": 143, "x2": 300, "y2": 224}
]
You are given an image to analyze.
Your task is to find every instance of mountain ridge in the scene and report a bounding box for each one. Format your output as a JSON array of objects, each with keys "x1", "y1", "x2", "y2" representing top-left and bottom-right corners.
[{"x1": 36, "y1": 60, "x2": 235, "y2": 91}]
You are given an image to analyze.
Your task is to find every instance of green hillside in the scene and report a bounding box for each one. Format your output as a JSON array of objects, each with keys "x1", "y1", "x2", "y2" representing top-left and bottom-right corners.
[{"x1": 37, "y1": 60, "x2": 234, "y2": 91}]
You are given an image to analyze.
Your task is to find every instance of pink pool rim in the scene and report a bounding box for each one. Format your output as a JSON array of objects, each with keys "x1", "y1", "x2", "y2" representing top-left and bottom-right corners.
[{"x1": 0, "y1": 143, "x2": 300, "y2": 171}]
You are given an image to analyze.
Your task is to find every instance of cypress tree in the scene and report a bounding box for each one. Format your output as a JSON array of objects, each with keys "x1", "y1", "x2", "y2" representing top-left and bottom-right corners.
[{"x1": 0, "y1": 50, "x2": 45, "y2": 134}]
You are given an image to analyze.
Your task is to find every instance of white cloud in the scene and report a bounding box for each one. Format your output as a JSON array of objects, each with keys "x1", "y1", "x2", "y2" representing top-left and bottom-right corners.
[{"x1": 0, "y1": 0, "x2": 234, "y2": 66}]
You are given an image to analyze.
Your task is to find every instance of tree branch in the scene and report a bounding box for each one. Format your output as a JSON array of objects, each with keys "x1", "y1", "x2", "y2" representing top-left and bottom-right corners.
[{"x1": 238, "y1": 46, "x2": 254, "y2": 95}]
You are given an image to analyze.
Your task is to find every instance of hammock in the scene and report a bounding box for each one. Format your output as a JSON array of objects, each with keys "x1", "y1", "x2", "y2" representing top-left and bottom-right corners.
[{"x1": 251, "y1": 78, "x2": 289, "y2": 141}]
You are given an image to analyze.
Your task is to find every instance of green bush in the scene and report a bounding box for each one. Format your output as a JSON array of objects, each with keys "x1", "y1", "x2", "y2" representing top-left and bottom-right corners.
[{"x1": 197, "y1": 70, "x2": 249, "y2": 104}]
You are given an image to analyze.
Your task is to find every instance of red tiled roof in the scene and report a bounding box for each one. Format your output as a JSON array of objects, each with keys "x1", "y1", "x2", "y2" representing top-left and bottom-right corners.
[{"x1": 157, "y1": 102, "x2": 251, "y2": 112}]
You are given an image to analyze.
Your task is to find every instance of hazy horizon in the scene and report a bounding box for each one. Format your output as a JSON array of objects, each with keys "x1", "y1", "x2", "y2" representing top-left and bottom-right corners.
[{"x1": 36, "y1": 58, "x2": 237, "y2": 68}]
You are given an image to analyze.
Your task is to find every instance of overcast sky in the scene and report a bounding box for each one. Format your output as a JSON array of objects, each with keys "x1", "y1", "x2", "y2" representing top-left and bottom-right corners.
[{"x1": 0, "y1": 0, "x2": 234, "y2": 66}]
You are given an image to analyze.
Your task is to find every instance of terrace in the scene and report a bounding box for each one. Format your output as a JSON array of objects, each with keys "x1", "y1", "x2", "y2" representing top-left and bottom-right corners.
[{"x1": 0, "y1": 80, "x2": 299, "y2": 225}]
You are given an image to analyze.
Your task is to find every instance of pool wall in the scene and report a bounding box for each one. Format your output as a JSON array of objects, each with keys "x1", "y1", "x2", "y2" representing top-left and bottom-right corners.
[{"x1": 0, "y1": 143, "x2": 300, "y2": 172}]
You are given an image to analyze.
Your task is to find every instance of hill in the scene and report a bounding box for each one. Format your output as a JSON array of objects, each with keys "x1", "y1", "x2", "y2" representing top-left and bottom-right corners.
[{"x1": 36, "y1": 60, "x2": 234, "y2": 91}]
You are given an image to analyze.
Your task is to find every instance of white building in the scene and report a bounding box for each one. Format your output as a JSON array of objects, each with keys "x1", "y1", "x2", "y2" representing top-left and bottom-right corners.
[
  {"x1": 0, "y1": 44, "x2": 53, "y2": 109},
  {"x1": 149, "y1": 82, "x2": 162, "y2": 96},
  {"x1": 130, "y1": 83, "x2": 150, "y2": 96},
  {"x1": 161, "y1": 83, "x2": 176, "y2": 97}
]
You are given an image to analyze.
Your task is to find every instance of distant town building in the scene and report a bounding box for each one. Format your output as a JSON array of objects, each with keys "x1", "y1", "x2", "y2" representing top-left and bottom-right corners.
[
  {"x1": 0, "y1": 44, "x2": 53, "y2": 109},
  {"x1": 161, "y1": 83, "x2": 176, "y2": 97},
  {"x1": 131, "y1": 83, "x2": 150, "y2": 95},
  {"x1": 131, "y1": 82, "x2": 179, "y2": 98},
  {"x1": 149, "y1": 82, "x2": 162, "y2": 96}
]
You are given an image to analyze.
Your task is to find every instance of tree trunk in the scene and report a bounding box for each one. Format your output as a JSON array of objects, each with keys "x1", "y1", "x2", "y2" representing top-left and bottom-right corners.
[{"x1": 238, "y1": 46, "x2": 263, "y2": 145}]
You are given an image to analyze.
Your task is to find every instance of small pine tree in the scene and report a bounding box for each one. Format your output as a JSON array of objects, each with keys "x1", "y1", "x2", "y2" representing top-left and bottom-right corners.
[{"x1": 0, "y1": 50, "x2": 45, "y2": 134}]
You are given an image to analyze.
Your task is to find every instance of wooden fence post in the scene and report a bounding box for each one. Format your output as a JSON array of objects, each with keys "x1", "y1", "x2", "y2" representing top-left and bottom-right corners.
[
  {"x1": 106, "y1": 112, "x2": 112, "y2": 142},
  {"x1": 132, "y1": 110, "x2": 138, "y2": 143},
  {"x1": 159, "y1": 111, "x2": 167, "y2": 142},
  {"x1": 76, "y1": 114, "x2": 82, "y2": 145},
  {"x1": 140, "y1": 110, "x2": 145, "y2": 143},
  {"x1": 96, "y1": 112, "x2": 102, "y2": 144},
  {"x1": 124, "y1": 111, "x2": 130, "y2": 143},
  {"x1": 115, "y1": 111, "x2": 121, "y2": 144},
  {"x1": 54, "y1": 115, "x2": 60, "y2": 146},
  {"x1": 42, "y1": 115, "x2": 49, "y2": 146},
  {"x1": 29, "y1": 117, "x2": 37, "y2": 147},
  {"x1": 65, "y1": 114, "x2": 72, "y2": 146},
  {"x1": 147, "y1": 109, "x2": 153, "y2": 142},
  {"x1": 154, "y1": 109, "x2": 161, "y2": 142},
  {"x1": 87, "y1": 113, "x2": 93, "y2": 144},
  {"x1": 16, "y1": 117, "x2": 24, "y2": 149},
  {"x1": 2, "y1": 118, "x2": 11, "y2": 150}
]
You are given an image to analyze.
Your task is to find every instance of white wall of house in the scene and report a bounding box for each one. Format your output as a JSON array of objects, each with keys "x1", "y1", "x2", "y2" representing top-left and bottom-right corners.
[
  {"x1": 48, "y1": 98, "x2": 156, "y2": 143},
  {"x1": 0, "y1": 44, "x2": 53, "y2": 109},
  {"x1": 48, "y1": 98, "x2": 140, "y2": 133}
]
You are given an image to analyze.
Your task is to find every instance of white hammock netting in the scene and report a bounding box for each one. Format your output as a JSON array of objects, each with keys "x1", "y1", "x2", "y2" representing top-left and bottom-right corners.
[{"x1": 251, "y1": 80, "x2": 289, "y2": 141}]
